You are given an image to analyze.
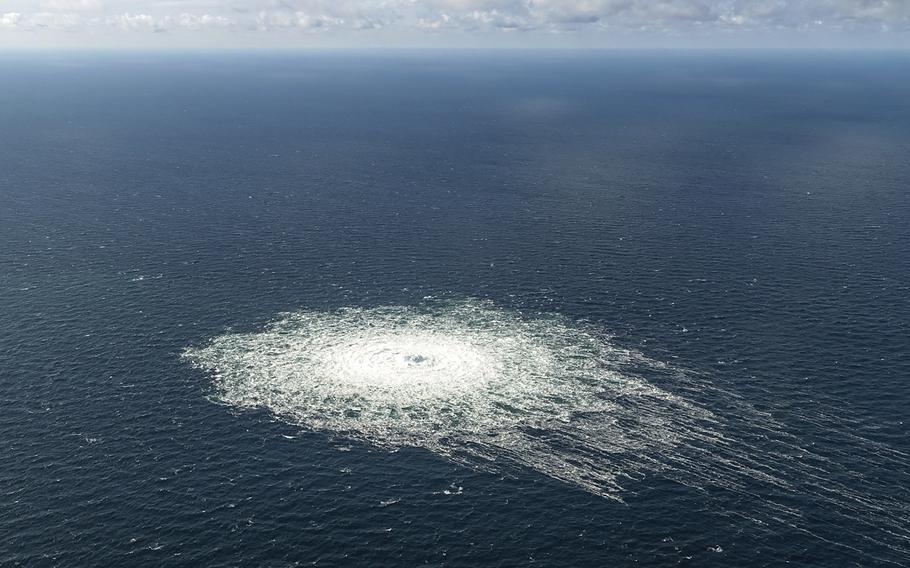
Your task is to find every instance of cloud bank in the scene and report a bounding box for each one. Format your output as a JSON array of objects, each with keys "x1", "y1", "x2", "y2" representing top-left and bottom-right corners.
[{"x1": 1, "y1": 0, "x2": 909, "y2": 48}]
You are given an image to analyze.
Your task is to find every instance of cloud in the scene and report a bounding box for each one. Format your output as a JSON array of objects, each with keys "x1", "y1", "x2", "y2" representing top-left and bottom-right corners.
[
  {"x1": 102, "y1": 11, "x2": 234, "y2": 32},
  {"x1": 2, "y1": 10, "x2": 86, "y2": 30},
  {"x1": 174, "y1": 12, "x2": 230, "y2": 31},
  {"x1": 0, "y1": 12, "x2": 22, "y2": 29},
  {"x1": 0, "y1": 0, "x2": 909, "y2": 45},
  {"x1": 108, "y1": 12, "x2": 157, "y2": 31}
]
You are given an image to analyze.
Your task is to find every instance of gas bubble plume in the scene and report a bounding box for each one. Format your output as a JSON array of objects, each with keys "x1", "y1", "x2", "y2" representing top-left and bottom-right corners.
[
  {"x1": 183, "y1": 299, "x2": 910, "y2": 562},
  {"x1": 183, "y1": 299, "x2": 722, "y2": 497}
]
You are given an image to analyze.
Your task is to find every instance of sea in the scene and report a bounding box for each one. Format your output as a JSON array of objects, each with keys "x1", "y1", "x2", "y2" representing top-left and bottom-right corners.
[{"x1": 1, "y1": 51, "x2": 908, "y2": 567}]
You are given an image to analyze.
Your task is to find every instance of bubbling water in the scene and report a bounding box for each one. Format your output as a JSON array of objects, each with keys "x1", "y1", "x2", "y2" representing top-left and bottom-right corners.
[
  {"x1": 183, "y1": 299, "x2": 910, "y2": 561},
  {"x1": 312, "y1": 331, "x2": 498, "y2": 390},
  {"x1": 183, "y1": 299, "x2": 724, "y2": 497}
]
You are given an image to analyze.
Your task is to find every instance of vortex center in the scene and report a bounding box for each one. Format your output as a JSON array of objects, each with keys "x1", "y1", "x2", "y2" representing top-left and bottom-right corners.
[{"x1": 405, "y1": 354, "x2": 429, "y2": 365}]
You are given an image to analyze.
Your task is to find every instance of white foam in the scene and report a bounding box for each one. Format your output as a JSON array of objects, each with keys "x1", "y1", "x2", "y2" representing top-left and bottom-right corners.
[
  {"x1": 183, "y1": 299, "x2": 721, "y2": 497},
  {"x1": 183, "y1": 299, "x2": 910, "y2": 561}
]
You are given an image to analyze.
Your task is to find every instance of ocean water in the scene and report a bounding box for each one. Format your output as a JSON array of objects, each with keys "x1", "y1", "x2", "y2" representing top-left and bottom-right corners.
[{"x1": 1, "y1": 51, "x2": 909, "y2": 567}]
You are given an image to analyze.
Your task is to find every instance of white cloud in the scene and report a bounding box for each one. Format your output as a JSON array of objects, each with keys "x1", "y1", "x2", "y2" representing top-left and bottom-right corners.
[
  {"x1": 253, "y1": 10, "x2": 345, "y2": 31},
  {"x1": 0, "y1": 0, "x2": 909, "y2": 46},
  {"x1": 174, "y1": 12, "x2": 230, "y2": 31},
  {"x1": 0, "y1": 12, "x2": 22, "y2": 28},
  {"x1": 108, "y1": 12, "x2": 158, "y2": 31},
  {"x1": 2, "y1": 10, "x2": 86, "y2": 30}
]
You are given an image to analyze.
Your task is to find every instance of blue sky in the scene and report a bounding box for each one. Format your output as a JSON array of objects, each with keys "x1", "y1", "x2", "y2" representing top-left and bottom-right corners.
[{"x1": 1, "y1": 0, "x2": 909, "y2": 49}]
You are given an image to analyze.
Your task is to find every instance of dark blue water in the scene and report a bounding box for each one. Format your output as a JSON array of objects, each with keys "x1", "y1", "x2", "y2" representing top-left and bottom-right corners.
[{"x1": 1, "y1": 51, "x2": 909, "y2": 567}]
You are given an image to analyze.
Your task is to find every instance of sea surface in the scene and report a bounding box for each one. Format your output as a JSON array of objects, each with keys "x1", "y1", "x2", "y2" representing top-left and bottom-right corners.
[{"x1": 1, "y1": 51, "x2": 909, "y2": 567}]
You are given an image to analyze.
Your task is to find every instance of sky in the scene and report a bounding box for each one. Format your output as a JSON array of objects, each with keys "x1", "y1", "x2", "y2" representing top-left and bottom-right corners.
[{"x1": 0, "y1": 0, "x2": 909, "y2": 49}]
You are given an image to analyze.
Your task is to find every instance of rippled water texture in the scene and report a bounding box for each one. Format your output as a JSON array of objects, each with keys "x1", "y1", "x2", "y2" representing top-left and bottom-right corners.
[
  {"x1": 185, "y1": 300, "x2": 720, "y2": 497},
  {"x1": 185, "y1": 299, "x2": 910, "y2": 563},
  {"x1": 3, "y1": 53, "x2": 910, "y2": 567}
]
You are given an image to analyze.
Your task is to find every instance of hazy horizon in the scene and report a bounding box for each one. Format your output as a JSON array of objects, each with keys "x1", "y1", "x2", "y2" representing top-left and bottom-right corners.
[{"x1": 2, "y1": 0, "x2": 909, "y2": 50}]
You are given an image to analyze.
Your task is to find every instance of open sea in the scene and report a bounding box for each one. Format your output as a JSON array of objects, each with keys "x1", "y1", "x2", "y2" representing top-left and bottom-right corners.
[{"x1": 1, "y1": 51, "x2": 909, "y2": 567}]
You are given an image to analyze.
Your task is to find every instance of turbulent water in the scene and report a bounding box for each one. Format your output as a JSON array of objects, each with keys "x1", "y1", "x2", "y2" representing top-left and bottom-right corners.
[
  {"x1": 185, "y1": 299, "x2": 720, "y2": 497},
  {"x1": 2, "y1": 53, "x2": 910, "y2": 567},
  {"x1": 185, "y1": 299, "x2": 910, "y2": 563}
]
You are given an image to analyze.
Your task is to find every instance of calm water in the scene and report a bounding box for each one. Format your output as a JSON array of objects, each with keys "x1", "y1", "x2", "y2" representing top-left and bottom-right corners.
[{"x1": 1, "y1": 52, "x2": 909, "y2": 567}]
